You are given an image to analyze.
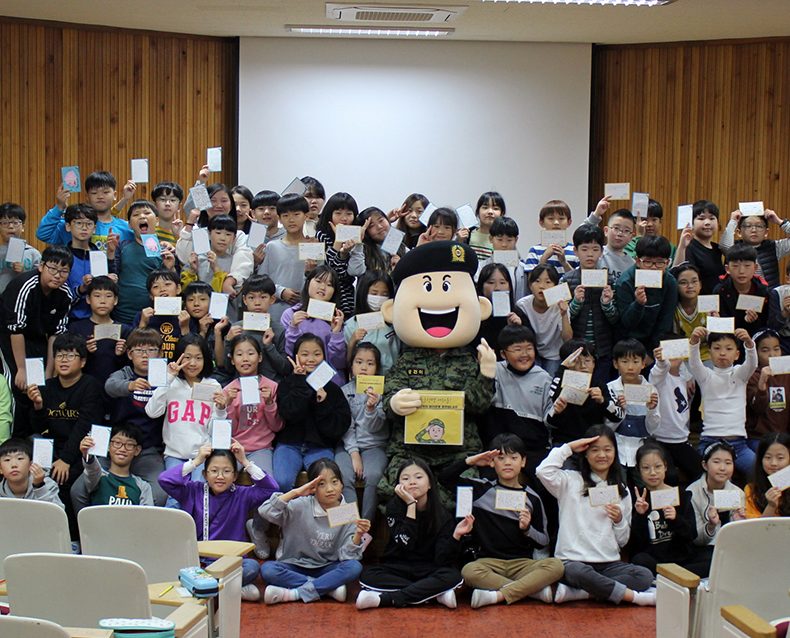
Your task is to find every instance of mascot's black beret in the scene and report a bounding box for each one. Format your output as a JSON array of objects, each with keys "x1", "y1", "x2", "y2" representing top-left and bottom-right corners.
[{"x1": 391, "y1": 240, "x2": 478, "y2": 286}]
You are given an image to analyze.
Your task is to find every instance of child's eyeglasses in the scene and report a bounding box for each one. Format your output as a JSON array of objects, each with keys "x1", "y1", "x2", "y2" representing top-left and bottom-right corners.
[
  {"x1": 44, "y1": 264, "x2": 70, "y2": 278},
  {"x1": 70, "y1": 220, "x2": 96, "y2": 230},
  {"x1": 637, "y1": 258, "x2": 669, "y2": 269},
  {"x1": 206, "y1": 469, "x2": 234, "y2": 477},
  {"x1": 54, "y1": 353, "x2": 79, "y2": 361},
  {"x1": 741, "y1": 224, "x2": 766, "y2": 231},
  {"x1": 0, "y1": 220, "x2": 22, "y2": 228},
  {"x1": 130, "y1": 348, "x2": 160, "y2": 357},
  {"x1": 110, "y1": 439, "x2": 138, "y2": 451}
]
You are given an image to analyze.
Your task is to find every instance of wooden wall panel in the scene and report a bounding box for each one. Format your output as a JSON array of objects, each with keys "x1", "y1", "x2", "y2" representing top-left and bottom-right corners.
[
  {"x1": 0, "y1": 17, "x2": 237, "y2": 251},
  {"x1": 591, "y1": 37, "x2": 790, "y2": 248}
]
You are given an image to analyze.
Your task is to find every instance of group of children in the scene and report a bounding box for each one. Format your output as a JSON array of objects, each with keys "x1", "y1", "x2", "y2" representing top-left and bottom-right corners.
[{"x1": 0, "y1": 167, "x2": 789, "y2": 610}]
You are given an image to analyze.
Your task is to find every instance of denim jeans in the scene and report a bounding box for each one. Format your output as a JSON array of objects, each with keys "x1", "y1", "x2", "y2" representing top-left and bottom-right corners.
[
  {"x1": 697, "y1": 436, "x2": 755, "y2": 476},
  {"x1": 164, "y1": 456, "x2": 205, "y2": 509},
  {"x1": 259, "y1": 560, "x2": 362, "y2": 602},
  {"x1": 273, "y1": 443, "x2": 334, "y2": 492}
]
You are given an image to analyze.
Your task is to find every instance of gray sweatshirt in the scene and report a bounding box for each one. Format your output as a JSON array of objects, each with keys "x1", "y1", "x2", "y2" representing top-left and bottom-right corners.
[
  {"x1": 0, "y1": 475, "x2": 64, "y2": 508},
  {"x1": 340, "y1": 380, "x2": 389, "y2": 454},
  {"x1": 258, "y1": 493, "x2": 363, "y2": 568}
]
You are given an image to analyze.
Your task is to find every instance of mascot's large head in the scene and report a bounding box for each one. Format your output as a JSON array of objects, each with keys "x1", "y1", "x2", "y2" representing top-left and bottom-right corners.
[{"x1": 381, "y1": 240, "x2": 492, "y2": 349}]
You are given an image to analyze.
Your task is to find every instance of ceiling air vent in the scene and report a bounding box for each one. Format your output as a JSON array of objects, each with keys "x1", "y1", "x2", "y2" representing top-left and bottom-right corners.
[{"x1": 326, "y1": 4, "x2": 468, "y2": 23}]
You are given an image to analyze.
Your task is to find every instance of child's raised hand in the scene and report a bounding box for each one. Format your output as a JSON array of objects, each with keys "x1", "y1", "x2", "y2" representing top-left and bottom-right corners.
[
  {"x1": 198, "y1": 165, "x2": 210, "y2": 184},
  {"x1": 296, "y1": 475, "x2": 322, "y2": 497},
  {"x1": 304, "y1": 258, "x2": 317, "y2": 274},
  {"x1": 589, "y1": 387, "x2": 605, "y2": 404},
  {"x1": 260, "y1": 384, "x2": 274, "y2": 405},
  {"x1": 86, "y1": 337, "x2": 98, "y2": 353},
  {"x1": 225, "y1": 386, "x2": 239, "y2": 402},
  {"x1": 766, "y1": 485, "x2": 783, "y2": 507},
  {"x1": 128, "y1": 377, "x2": 151, "y2": 392},
  {"x1": 188, "y1": 252, "x2": 199, "y2": 273},
  {"x1": 282, "y1": 288, "x2": 300, "y2": 305},
  {"x1": 759, "y1": 366, "x2": 773, "y2": 388},
  {"x1": 729, "y1": 209, "x2": 742, "y2": 223},
  {"x1": 558, "y1": 299, "x2": 569, "y2": 313},
  {"x1": 635, "y1": 285, "x2": 647, "y2": 306},
  {"x1": 213, "y1": 389, "x2": 228, "y2": 409},
  {"x1": 262, "y1": 328, "x2": 275, "y2": 346},
  {"x1": 568, "y1": 435, "x2": 600, "y2": 454},
  {"x1": 230, "y1": 439, "x2": 247, "y2": 464},
  {"x1": 616, "y1": 394, "x2": 627, "y2": 410},
  {"x1": 663, "y1": 505, "x2": 676, "y2": 520},
  {"x1": 353, "y1": 328, "x2": 368, "y2": 342},
  {"x1": 390, "y1": 253, "x2": 401, "y2": 270},
  {"x1": 169, "y1": 353, "x2": 188, "y2": 375},
  {"x1": 139, "y1": 307, "x2": 155, "y2": 328},
  {"x1": 287, "y1": 356, "x2": 306, "y2": 375},
  {"x1": 765, "y1": 209, "x2": 781, "y2": 225},
  {"x1": 316, "y1": 387, "x2": 327, "y2": 403},
  {"x1": 653, "y1": 346, "x2": 664, "y2": 362},
  {"x1": 106, "y1": 231, "x2": 120, "y2": 256},
  {"x1": 518, "y1": 509, "x2": 532, "y2": 531},
  {"x1": 506, "y1": 312, "x2": 522, "y2": 326},
  {"x1": 594, "y1": 195, "x2": 611, "y2": 218},
  {"x1": 466, "y1": 449, "x2": 499, "y2": 467},
  {"x1": 634, "y1": 487, "x2": 649, "y2": 515},
  {"x1": 161, "y1": 245, "x2": 176, "y2": 270},
  {"x1": 417, "y1": 226, "x2": 438, "y2": 246},
  {"x1": 30, "y1": 462, "x2": 45, "y2": 484},
  {"x1": 194, "y1": 444, "x2": 212, "y2": 467},
  {"x1": 573, "y1": 285, "x2": 585, "y2": 303},
  {"x1": 601, "y1": 284, "x2": 614, "y2": 304},
  {"x1": 453, "y1": 514, "x2": 475, "y2": 539},
  {"x1": 734, "y1": 328, "x2": 754, "y2": 348},
  {"x1": 115, "y1": 339, "x2": 127, "y2": 356},
  {"x1": 227, "y1": 325, "x2": 243, "y2": 341},
  {"x1": 689, "y1": 326, "x2": 707, "y2": 345},
  {"x1": 253, "y1": 243, "x2": 266, "y2": 268},
  {"x1": 206, "y1": 250, "x2": 217, "y2": 267},
  {"x1": 732, "y1": 506, "x2": 747, "y2": 521},
  {"x1": 604, "y1": 503, "x2": 623, "y2": 523},
  {"x1": 56, "y1": 184, "x2": 72, "y2": 210},
  {"x1": 553, "y1": 397, "x2": 568, "y2": 414},
  {"x1": 636, "y1": 217, "x2": 648, "y2": 238},
  {"x1": 355, "y1": 518, "x2": 371, "y2": 535},
  {"x1": 187, "y1": 208, "x2": 201, "y2": 225},
  {"x1": 199, "y1": 314, "x2": 214, "y2": 335},
  {"x1": 679, "y1": 226, "x2": 694, "y2": 248},
  {"x1": 27, "y1": 384, "x2": 43, "y2": 408},
  {"x1": 744, "y1": 309, "x2": 759, "y2": 324},
  {"x1": 455, "y1": 228, "x2": 470, "y2": 242},
  {"x1": 122, "y1": 180, "x2": 137, "y2": 200},
  {"x1": 172, "y1": 216, "x2": 185, "y2": 236},
  {"x1": 290, "y1": 310, "x2": 309, "y2": 327},
  {"x1": 364, "y1": 388, "x2": 379, "y2": 410},
  {"x1": 11, "y1": 261, "x2": 23, "y2": 274},
  {"x1": 560, "y1": 346, "x2": 584, "y2": 369},
  {"x1": 331, "y1": 308, "x2": 344, "y2": 333},
  {"x1": 178, "y1": 310, "x2": 191, "y2": 332},
  {"x1": 706, "y1": 506, "x2": 720, "y2": 527},
  {"x1": 214, "y1": 316, "x2": 229, "y2": 335},
  {"x1": 394, "y1": 483, "x2": 416, "y2": 504},
  {"x1": 647, "y1": 391, "x2": 659, "y2": 410},
  {"x1": 79, "y1": 436, "x2": 95, "y2": 459},
  {"x1": 477, "y1": 338, "x2": 497, "y2": 379},
  {"x1": 388, "y1": 204, "x2": 405, "y2": 222}
]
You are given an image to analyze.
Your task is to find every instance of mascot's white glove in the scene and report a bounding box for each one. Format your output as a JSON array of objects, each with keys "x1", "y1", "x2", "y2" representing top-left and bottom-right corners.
[
  {"x1": 477, "y1": 338, "x2": 497, "y2": 379},
  {"x1": 391, "y1": 388, "x2": 422, "y2": 416}
]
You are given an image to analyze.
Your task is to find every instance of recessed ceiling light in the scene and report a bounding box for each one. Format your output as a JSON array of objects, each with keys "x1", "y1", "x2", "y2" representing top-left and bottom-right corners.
[
  {"x1": 286, "y1": 25, "x2": 454, "y2": 36},
  {"x1": 474, "y1": 0, "x2": 676, "y2": 5}
]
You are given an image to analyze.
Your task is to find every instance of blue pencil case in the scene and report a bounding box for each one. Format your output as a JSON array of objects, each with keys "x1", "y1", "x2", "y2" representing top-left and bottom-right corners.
[
  {"x1": 99, "y1": 617, "x2": 175, "y2": 637},
  {"x1": 178, "y1": 566, "x2": 219, "y2": 598}
]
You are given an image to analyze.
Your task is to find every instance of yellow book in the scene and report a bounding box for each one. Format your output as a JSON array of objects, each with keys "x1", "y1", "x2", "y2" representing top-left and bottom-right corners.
[{"x1": 404, "y1": 391, "x2": 465, "y2": 445}]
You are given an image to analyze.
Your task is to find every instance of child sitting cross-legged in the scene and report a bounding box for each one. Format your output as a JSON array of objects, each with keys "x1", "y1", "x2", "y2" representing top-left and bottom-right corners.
[{"x1": 438, "y1": 433, "x2": 564, "y2": 609}]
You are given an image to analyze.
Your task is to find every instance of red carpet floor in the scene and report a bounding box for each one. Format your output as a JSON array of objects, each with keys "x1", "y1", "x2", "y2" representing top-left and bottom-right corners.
[{"x1": 240, "y1": 582, "x2": 656, "y2": 638}]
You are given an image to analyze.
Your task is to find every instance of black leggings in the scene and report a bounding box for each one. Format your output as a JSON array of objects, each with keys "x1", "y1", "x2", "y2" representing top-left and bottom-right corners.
[
  {"x1": 360, "y1": 563, "x2": 463, "y2": 607},
  {"x1": 631, "y1": 545, "x2": 714, "y2": 578}
]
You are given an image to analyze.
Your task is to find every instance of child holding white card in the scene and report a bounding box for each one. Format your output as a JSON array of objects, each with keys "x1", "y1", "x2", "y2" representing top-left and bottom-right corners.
[
  {"x1": 335, "y1": 341, "x2": 388, "y2": 522},
  {"x1": 231, "y1": 185, "x2": 253, "y2": 234},
  {"x1": 674, "y1": 201, "x2": 726, "y2": 295},
  {"x1": 462, "y1": 192, "x2": 505, "y2": 261},
  {"x1": 606, "y1": 339, "x2": 660, "y2": 486},
  {"x1": 355, "y1": 206, "x2": 405, "y2": 273},
  {"x1": 689, "y1": 326, "x2": 758, "y2": 475},
  {"x1": 547, "y1": 339, "x2": 623, "y2": 448},
  {"x1": 746, "y1": 329, "x2": 790, "y2": 451},
  {"x1": 623, "y1": 199, "x2": 677, "y2": 264},
  {"x1": 315, "y1": 192, "x2": 366, "y2": 319},
  {"x1": 474, "y1": 217, "x2": 527, "y2": 300},
  {"x1": 0, "y1": 438, "x2": 63, "y2": 507},
  {"x1": 438, "y1": 434, "x2": 564, "y2": 609},
  {"x1": 132, "y1": 268, "x2": 183, "y2": 361},
  {"x1": 744, "y1": 432, "x2": 790, "y2": 518},
  {"x1": 357, "y1": 458, "x2": 469, "y2": 610},
  {"x1": 249, "y1": 190, "x2": 285, "y2": 262},
  {"x1": 394, "y1": 193, "x2": 428, "y2": 250},
  {"x1": 274, "y1": 334, "x2": 351, "y2": 492},
  {"x1": 282, "y1": 265, "x2": 347, "y2": 386},
  {"x1": 418, "y1": 207, "x2": 461, "y2": 244},
  {"x1": 0, "y1": 203, "x2": 41, "y2": 294},
  {"x1": 180, "y1": 282, "x2": 216, "y2": 342},
  {"x1": 515, "y1": 264, "x2": 572, "y2": 377},
  {"x1": 76, "y1": 424, "x2": 153, "y2": 507},
  {"x1": 649, "y1": 339, "x2": 702, "y2": 484},
  {"x1": 719, "y1": 207, "x2": 790, "y2": 288},
  {"x1": 470, "y1": 264, "x2": 530, "y2": 360},
  {"x1": 686, "y1": 440, "x2": 745, "y2": 548},
  {"x1": 63, "y1": 203, "x2": 106, "y2": 321},
  {"x1": 145, "y1": 334, "x2": 226, "y2": 508},
  {"x1": 713, "y1": 244, "x2": 769, "y2": 335},
  {"x1": 151, "y1": 181, "x2": 184, "y2": 245},
  {"x1": 523, "y1": 199, "x2": 578, "y2": 275},
  {"x1": 343, "y1": 271, "x2": 401, "y2": 374},
  {"x1": 259, "y1": 458, "x2": 368, "y2": 604},
  {"x1": 671, "y1": 263, "x2": 711, "y2": 363},
  {"x1": 582, "y1": 206, "x2": 637, "y2": 286},
  {"x1": 629, "y1": 441, "x2": 709, "y2": 577},
  {"x1": 159, "y1": 440, "x2": 278, "y2": 602},
  {"x1": 616, "y1": 235, "x2": 677, "y2": 350},
  {"x1": 536, "y1": 426, "x2": 655, "y2": 605}
]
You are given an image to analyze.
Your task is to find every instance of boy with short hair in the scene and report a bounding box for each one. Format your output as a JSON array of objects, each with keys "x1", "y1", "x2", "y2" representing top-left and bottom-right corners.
[
  {"x1": 438, "y1": 433, "x2": 564, "y2": 609},
  {"x1": 606, "y1": 338, "x2": 660, "y2": 483},
  {"x1": 182, "y1": 214, "x2": 238, "y2": 292},
  {"x1": 616, "y1": 235, "x2": 678, "y2": 348},
  {"x1": 767, "y1": 261, "x2": 790, "y2": 353},
  {"x1": 133, "y1": 268, "x2": 183, "y2": 361},
  {"x1": 0, "y1": 244, "x2": 74, "y2": 437},
  {"x1": 258, "y1": 194, "x2": 320, "y2": 324},
  {"x1": 547, "y1": 339, "x2": 622, "y2": 446},
  {"x1": 583, "y1": 205, "x2": 637, "y2": 285},
  {"x1": 0, "y1": 438, "x2": 64, "y2": 507},
  {"x1": 476, "y1": 217, "x2": 527, "y2": 300},
  {"x1": 560, "y1": 224, "x2": 618, "y2": 381},
  {"x1": 77, "y1": 424, "x2": 154, "y2": 506},
  {"x1": 250, "y1": 189, "x2": 286, "y2": 271},
  {"x1": 27, "y1": 333, "x2": 104, "y2": 533},
  {"x1": 180, "y1": 281, "x2": 215, "y2": 339},
  {"x1": 689, "y1": 326, "x2": 757, "y2": 475},
  {"x1": 152, "y1": 181, "x2": 185, "y2": 245},
  {"x1": 105, "y1": 327, "x2": 167, "y2": 505},
  {"x1": 63, "y1": 203, "x2": 104, "y2": 320},
  {"x1": 719, "y1": 207, "x2": 790, "y2": 289},
  {"x1": 624, "y1": 199, "x2": 678, "y2": 264},
  {"x1": 111, "y1": 200, "x2": 177, "y2": 325},
  {"x1": 0, "y1": 202, "x2": 41, "y2": 293},
  {"x1": 713, "y1": 243, "x2": 769, "y2": 334},
  {"x1": 37, "y1": 171, "x2": 135, "y2": 249},
  {"x1": 523, "y1": 200, "x2": 578, "y2": 274},
  {"x1": 68, "y1": 276, "x2": 131, "y2": 412},
  {"x1": 675, "y1": 200, "x2": 726, "y2": 295},
  {"x1": 485, "y1": 325, "x2": 554, "y2": 484},
  {"x1": 218, "y1": 274, "x2": 290, "y2": 382}
]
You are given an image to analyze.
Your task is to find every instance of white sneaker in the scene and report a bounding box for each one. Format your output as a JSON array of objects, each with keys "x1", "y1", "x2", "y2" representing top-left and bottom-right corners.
[
  {"x1": 356, "y1": 590, "x2": 381, "y2": 610},
  {"x1": 471, "y1": 589, "x2": 499, "y2": 609},
  {"x1": 436, "y1": 589, "x2": 457, "y2": 609},
  {"x1": 554, "y1": 583, "x2": 590, "y2": 604},
  {"x1": 241, "y1": 584, "x2": 260, "y2": 602},
  {"x1": 529, "y1": 586, "x2": 554, "y2": 604},
  {"x1": 264, "y1": 585, "x2": 298, "y2": 604},
  {"x1": 329, "y1": 585, "x2": 347, "y2": 602},
  {"x1": 246, "y1": 519, "x2": 270, "y2": 560}
]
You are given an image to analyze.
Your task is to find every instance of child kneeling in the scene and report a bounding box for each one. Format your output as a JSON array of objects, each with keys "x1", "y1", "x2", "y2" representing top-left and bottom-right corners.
[{"x1": 257, "y1": 458, "x2": 368, "y2": 604}]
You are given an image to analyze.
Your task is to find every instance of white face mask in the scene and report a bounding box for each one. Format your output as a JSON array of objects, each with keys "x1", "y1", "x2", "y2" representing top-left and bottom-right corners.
[{"x1": 367, "y1": 294, "x2": 388, "y2": 312}]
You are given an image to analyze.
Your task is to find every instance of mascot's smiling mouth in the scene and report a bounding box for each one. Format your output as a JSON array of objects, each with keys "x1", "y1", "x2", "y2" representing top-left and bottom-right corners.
[{"x1": 418, "y1": 307, "x2": 459, "y2": 338}]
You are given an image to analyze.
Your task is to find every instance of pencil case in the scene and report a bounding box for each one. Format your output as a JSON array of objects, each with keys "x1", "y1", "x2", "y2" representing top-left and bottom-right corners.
[
  {"x1": 99, "y1": 617, "x2": 175, "y2": 637},
  {"x1": 178, "y1": 566, "x2": 219, "y2": 598}
]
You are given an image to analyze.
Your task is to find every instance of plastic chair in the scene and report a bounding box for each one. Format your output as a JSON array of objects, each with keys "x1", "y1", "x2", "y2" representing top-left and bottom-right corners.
[
  {"x1": 720, "y1": 605, "x2": 781, "y2": 638},
  {"x1": 4, "y1": 553, "x2": 206, "y2": 638},
  {"x1": 0, "y1": 615, "x2": 71, "y2": 638},
  {"x1": 0, "y1": 499, "x2": 71, "y2": 597},
  {"x1": 79, "y1": 505, "x2": 248, "y2": 638},
  {"x1": 657, "y1": 518, "x2": 790, "y2": 638}
]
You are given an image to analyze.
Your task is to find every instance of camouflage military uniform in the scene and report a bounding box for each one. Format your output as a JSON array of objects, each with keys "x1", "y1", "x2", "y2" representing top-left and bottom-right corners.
[{"x1": 378, "y1": 346, "x2": 495, "y2": 509}]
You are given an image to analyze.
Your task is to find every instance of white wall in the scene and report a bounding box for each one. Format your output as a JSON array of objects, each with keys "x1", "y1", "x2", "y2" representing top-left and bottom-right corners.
[{"x1": 238, "y1": 37, "x2": 591, "y2": 247}]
